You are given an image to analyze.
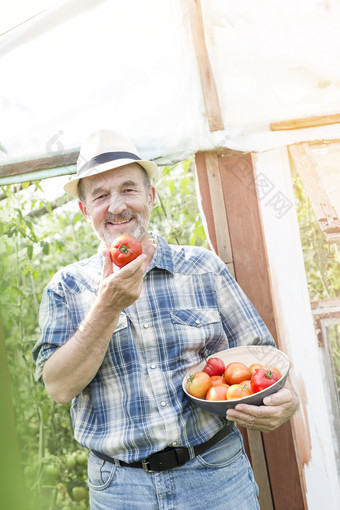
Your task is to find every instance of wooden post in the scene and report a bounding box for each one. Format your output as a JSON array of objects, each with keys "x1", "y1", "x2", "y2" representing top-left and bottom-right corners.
[
  {"x1": 185, "y1": 0, "x2": 224, "y2": 132},
  {"x1": 195, "y1": 150, "x2": 306, "y2": 510}
]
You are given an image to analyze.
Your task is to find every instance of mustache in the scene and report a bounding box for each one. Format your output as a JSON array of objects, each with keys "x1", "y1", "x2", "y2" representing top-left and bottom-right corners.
[{"x1": 105, "y1": 210, "x2": 136, "y2": 223}]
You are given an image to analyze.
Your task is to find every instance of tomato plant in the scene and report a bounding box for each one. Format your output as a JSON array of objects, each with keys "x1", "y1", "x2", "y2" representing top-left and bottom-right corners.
[
  {"x1": 186, "y1": 372, "x2": 211, "y2": 398},
  {"x1": 226, "y1": 383, "x2": 252, "y2": 400},
  {"x1": 109, "y1": 235, "x2": 142, "y2": 267},
  {"x1": 224, "y1": 362, "x2": 251, "y2": 385},
  {"x1": 202, "y1": 357, "x2": 225, "y2": 376},
  {"x1": 251, "y1": 368, "x2": 279, "y2": 393},
  {"x1": 205, "y1": 383, "x2": 229, "y2": 401}
]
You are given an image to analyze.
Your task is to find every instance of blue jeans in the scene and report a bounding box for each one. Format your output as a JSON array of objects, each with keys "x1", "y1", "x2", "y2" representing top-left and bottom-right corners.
[{"x1": 88, "y1": 427, "x2": 259, "y2": 510}]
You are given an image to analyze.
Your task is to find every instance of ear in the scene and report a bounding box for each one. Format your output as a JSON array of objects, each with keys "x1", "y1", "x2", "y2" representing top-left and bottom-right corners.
[
  {"x1": 148, "y1": 186, "x2": 156, "y2": 209},
  {"x1": 78, "y1": 200, "x2": 90, "y2": 220}
]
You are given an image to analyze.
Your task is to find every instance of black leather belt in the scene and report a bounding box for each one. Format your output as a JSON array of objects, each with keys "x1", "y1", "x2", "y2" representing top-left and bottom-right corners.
[{"x1": 92, "y1": 422, "x2": 233, "y2": 473}]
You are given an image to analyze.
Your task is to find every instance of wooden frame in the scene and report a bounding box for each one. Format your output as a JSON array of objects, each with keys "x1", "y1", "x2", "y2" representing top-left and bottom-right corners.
[
  {"x1": 185, "y1": 0, "x2": 224, "y2": 132},
  {"x1": 270, "y1": 113, "x2": 340, "y2": 131},
  {"x1": 0, "y1": 149, "x2": 78, "y2": 180},
  {"x1": 195, "y1": 149, "x2": 306, "y2": 510},
  {"x1": 288, "y1": 143, "x2": 340, "y2": 241}
]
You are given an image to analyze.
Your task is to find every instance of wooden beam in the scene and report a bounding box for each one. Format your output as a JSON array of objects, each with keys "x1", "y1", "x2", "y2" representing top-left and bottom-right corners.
[
  {"x1": 217, "y1": 151, "x2": 306, "y2": 510},
  {"x1": 288, "y1": 143, "x2": 340, "y2": 240},
  {"x1": 270, "y1": 113, "x2": 340, "y2": 131},
  {"x1": 195, "y1": 151, "x2": 234, "y2": 274},
  {"x1": 204, "y1": 152, "x2": 233, "y2": 264},
  {"x1": 185, "y1": 0, "x2": 224, "y2": 132},
  {"x1": 0, "y1": 149, "x2": 79, "y2": 178}
]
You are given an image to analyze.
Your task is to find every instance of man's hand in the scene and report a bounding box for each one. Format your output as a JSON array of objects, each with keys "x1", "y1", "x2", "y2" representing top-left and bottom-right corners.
[
  {"x1": 43, "y1": 250, "x2": 147, "y2": 404},
  {"x1": 226, "y1": 386, "x2": 299, "y2": 433},
  {"x1": 98, "y1": 249, "x2": 147, "y2": 316}
]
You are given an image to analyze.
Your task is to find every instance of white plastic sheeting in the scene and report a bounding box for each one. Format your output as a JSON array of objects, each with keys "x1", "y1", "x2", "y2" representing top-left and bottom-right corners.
[{"x1": 1, "y1": 0, "x2": 340, "y2": 164}]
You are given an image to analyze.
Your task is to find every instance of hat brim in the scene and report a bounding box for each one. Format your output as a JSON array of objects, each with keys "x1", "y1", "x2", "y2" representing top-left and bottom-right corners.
[{"x1": 63, "y1": 158, "x2": 158, "y2": 198}]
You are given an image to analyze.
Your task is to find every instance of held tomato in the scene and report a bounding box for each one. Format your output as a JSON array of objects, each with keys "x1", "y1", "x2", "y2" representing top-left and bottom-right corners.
[
  {"x1": 210, "y1": 375, "x2": 227, "y2": 386},
  {"x1": 205, "y1": 383, "x2": 229, "y2": 401},
  {"x1": 186, "y1": 372, "x2": 211, "y2": 399},
  {"x1": 109, "y1": 235, "x2": 142, "y2": 267},
  {"x1": 202, "y1": 357, "x2": 225, "y2": 377},
  {"x1": 226, "y1": 383, "x2": 252, "y2": 400},
  {"x1": 249, "y1": 363, "x2": 264, "y2": 377},
  {"x1": 224, "y1": 362, "x2": 251, "y2": 385},
  {"x1": 250, "y1": 368, "x2": 279, "y2": 393}
]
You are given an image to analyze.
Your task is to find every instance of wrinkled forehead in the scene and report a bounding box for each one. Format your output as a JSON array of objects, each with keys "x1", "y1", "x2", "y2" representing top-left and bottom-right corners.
[{"x1": 81, "y1": 163, "x2": 147, "y2": 193}]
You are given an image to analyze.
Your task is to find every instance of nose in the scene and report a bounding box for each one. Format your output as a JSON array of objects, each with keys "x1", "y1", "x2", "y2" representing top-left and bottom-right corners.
[{"x1": 107, "y1": 193, "x2": 126, "y2": 215}]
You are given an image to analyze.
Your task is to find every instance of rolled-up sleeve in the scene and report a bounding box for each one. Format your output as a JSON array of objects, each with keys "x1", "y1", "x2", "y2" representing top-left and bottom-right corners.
[{"x1": 32, "y1": 286, "x2": 74, "y2": 384}]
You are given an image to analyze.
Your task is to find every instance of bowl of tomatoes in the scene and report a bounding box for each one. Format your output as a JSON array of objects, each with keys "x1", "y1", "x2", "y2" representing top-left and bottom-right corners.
[{"x1": 182, "y1": 345, "x2": 290, "y2": 417}]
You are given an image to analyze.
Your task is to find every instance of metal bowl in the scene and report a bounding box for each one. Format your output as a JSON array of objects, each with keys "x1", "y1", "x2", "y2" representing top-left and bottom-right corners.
[{"x1": 182, "y1": 345, "x2": 290, "y2": 416}]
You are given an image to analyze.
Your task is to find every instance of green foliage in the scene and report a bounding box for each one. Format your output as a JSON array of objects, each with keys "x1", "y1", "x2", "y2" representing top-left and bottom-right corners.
[
  {"x1": 150, "y1": 160, "x2": 208, "y2": 247},
  {"x1": 293, "y1": 175, "x2": 340, "y2": 300},
  {"x1": 0, "y1": 162, "x2": 206, "y2": 510},
  {"x1": 293, "y1": 175, "x2": 340, "y2": 398}
]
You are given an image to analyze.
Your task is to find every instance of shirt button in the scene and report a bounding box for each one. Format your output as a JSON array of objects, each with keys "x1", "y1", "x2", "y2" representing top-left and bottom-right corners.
[
  {"x1": 143, "y1": 323, "x2": 149, "y2": 329},
  {"x1": 160, "y1": 401, "x2": 166, "y2": 407},
  {"x1": 195, "y1": 319, "x2": 200, "y2": 325},
  {"x1": 171, "y1": 441, "x2": 177, "y2": 446},
  {"x1": 150, "y1": 364, "x2": 156, "y2": 369}
]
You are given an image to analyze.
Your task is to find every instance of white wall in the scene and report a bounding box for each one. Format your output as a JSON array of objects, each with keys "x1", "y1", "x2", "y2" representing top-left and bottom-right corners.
[{"x1": 252, "y1": 147, "x2": 340, "y2": 509}]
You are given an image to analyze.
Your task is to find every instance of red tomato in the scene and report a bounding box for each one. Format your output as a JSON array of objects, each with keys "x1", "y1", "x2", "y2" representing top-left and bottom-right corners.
[
  {"x1": 240, "y1": 379, "x2": 253, "y2": 394},
  {"x1": 250, "y1": 368, "x2": 279, "y2": 393},
  {"x1": 109, "y1": 235, "x2": 142, "y2": 267},
  {"x1": 224, "y1": 362, "x2": 251, "y2": 385},
  {"x1": 226, "y1": 383, "x2": 252, "y2": 400},
  {"x1": 186, "y1": 372, "x2": 211, "y2": 399},
  {"x1": 205, "y1": 384, "x2": 229, "y2": 401},
  {"x1": 249, "y1": 363, "x2": 264, "y2": 377},
  {"x1": 202, "y1": 357, "x2": 225, "y2": 377},
  {"x1": 264, "y1": 366, "x2": 282, "y2": 380},
  {"x1": 210, "y1": 375, "x2": 228, "y2": 386}
]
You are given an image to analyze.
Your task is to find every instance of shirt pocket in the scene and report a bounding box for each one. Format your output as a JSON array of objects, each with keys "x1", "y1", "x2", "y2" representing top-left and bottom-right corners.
[
  {"x1": 114, "y1": 313, "x2": 128, "y2": 333},
  {"x1": 170, "y1": 308, "x2": 221, "y2": 328},
  {"x1": 169, "y1": 308, "x2": 225, "y2": 364}
]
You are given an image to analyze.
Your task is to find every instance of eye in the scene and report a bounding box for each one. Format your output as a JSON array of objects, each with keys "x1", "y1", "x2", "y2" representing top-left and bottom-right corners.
[{"x1": 94, "y1": 194, "x2": 107, "y2": 201}]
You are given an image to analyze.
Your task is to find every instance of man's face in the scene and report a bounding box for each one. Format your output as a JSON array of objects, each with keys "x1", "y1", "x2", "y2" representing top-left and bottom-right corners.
[{"x1": 78, "y1": 163, "x2": 155, "y2": 247}]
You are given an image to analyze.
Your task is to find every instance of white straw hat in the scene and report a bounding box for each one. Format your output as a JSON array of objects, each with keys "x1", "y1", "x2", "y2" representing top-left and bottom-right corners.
[{"x1": 64, "y1": 129, "x2": 158, "y2": 198}]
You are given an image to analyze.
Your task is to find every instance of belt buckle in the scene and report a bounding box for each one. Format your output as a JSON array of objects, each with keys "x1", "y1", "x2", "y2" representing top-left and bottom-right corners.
[{"x1": 142, "y1": 459, "x2": 156, "y2": 473}]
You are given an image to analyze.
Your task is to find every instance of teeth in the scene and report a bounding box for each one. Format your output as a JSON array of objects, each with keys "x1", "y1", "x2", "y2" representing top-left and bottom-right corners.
[{"x1": 108, "y1": 219, "x2": 131, "y2": 225}]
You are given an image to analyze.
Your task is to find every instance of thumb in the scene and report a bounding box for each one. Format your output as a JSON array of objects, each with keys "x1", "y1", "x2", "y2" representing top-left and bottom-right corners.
[{"x1": 101, "y1": 249, "x2": 113, "y2": 279}]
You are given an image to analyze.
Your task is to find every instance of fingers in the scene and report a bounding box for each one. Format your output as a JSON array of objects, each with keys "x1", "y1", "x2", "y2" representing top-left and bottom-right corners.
[
  {"x1": 262, "y1": 387, "x2": 293, "y2": 406},
  {"x1": 226, "y1": 388, "x2": 298, "y2": 432},
  {"x1": 116, "y1": 254, "x2": 147, "y2": 279},
  {"x1": 101, "y1": 251, "x2": 147, "y2": 280},
  {"x1": 101, "y1": 249, "x2": 113, "y2": 279}
]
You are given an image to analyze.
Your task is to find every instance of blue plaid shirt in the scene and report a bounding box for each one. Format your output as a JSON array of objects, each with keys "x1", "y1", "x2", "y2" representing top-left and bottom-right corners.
[{"x1": 33, "y1": 233, "x2": 275, "y2": 463}]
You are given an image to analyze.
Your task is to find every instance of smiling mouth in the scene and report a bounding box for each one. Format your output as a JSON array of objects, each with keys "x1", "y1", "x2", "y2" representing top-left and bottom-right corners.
[{"x1": 106, "y1": 218, "x2": 133, "y2": 226}]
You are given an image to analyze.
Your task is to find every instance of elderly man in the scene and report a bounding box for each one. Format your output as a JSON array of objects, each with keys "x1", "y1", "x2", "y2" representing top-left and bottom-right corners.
[{"x1": 33, "y1": 129, "x2": 298, "y2": 510}]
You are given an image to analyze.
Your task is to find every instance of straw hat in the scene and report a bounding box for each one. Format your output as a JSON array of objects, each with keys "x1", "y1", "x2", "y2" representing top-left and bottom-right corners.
[{"x1": 64, "y1": 129, "x2": 158, "y2": 198}]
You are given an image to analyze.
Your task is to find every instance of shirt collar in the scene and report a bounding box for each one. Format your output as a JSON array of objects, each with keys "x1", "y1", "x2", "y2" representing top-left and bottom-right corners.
[{"x1": 147, "y1": 233, "x2": 174, "y2": 275}]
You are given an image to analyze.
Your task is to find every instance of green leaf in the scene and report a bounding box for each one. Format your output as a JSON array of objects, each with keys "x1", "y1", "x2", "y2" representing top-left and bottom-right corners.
[{"x1": 27, "y1": 244, "x2": 33, "y2": 260}]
